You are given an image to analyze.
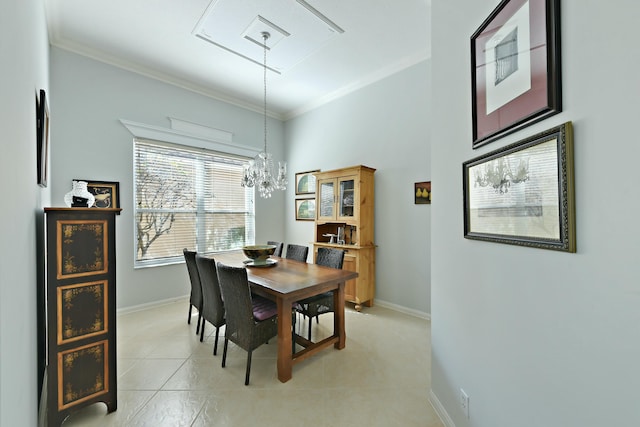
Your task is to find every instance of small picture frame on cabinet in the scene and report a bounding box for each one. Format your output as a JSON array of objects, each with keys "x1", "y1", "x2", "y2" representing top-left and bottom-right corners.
[{"x1": 76, "y1": 180, "x2": 121, "y2": 212}]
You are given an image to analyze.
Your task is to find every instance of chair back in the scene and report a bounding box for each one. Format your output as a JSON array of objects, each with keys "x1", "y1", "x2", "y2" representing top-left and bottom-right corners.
[
  {"x1": 195, "y1": 254, "x2": 225, "y2": 327},
  {"x1": 267, "y1": 240, "x2": 284, "y2": 257},
  {"x1": 215, "y1": 263, "x2": 256, "y2": 349},
  {"x1": 285, "y1": 244, "x2": 309, "y2": 262},
  {"x1": 183, "y1": 249, "x2": 203, "y2": 310},
  {"x1": 316, "y1": 247, "x2": 345, "y2": 270}
]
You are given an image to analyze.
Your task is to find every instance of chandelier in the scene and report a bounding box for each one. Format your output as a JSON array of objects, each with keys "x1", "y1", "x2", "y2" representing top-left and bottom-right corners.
[
  {"x1": 241, "y1": 32, "x2": 287, "y2": 198},
  {"x1": 473, "y1": 157, "x2": 529, "y2": 194}
]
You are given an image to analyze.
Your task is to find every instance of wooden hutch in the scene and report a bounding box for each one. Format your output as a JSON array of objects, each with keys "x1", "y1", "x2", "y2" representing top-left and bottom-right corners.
[{"x1": 313, "y1": 165, "x2": 375, "y2": 311}]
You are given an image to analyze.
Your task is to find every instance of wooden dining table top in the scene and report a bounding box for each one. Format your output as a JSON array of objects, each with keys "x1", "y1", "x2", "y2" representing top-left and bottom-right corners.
[{"x1": 212, "y1": 251, "x2": 358, "y2": 301}]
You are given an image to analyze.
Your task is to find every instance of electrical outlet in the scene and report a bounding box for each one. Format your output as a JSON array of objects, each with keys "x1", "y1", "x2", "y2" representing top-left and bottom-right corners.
[{"x1": 460, "y1": 388, "x2": 469, "y2": 418}]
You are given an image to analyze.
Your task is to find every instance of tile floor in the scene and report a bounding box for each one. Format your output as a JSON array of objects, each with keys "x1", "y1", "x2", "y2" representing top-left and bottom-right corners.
[{"x1": 62, "y1": 298, "x2": 444, "y2": 427}]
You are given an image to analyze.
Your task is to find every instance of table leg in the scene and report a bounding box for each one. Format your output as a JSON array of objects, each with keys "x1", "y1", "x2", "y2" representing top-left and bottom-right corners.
[
  {"x1": 334, "y1": 283, "x2": 346, "y2": 349},
  {"x1": 276, "y1": 298, "x2": 293, "y2": 382}
]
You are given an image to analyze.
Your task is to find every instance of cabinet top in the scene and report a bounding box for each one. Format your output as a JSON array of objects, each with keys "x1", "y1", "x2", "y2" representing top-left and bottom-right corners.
[
  {"x1": 45, "y1": 207, "x2": 122, "y2": 213},
  {"x1": 313, "y1": 165, "x2": 376, "y2": 178}
]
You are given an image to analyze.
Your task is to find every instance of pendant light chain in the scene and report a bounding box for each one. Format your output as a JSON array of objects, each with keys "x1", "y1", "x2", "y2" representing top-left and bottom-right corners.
[
  {"x1": 263, "y1": 32, "x2": 268, "y2": 153},
  {"x1": 240, "y1": 31, "x2": 287, "y2": 198}
]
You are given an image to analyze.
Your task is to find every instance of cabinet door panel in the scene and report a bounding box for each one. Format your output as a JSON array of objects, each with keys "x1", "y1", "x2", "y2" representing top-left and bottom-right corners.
[
  {"x1": 338, "y1": 177, "x2": 356, "y2": 219},
  {"x1": 343, "y1": 252, "x2": 357, "y2": 302},
  {"x1": 318, "y1": 179, "x2": 335, "y2": 220}
]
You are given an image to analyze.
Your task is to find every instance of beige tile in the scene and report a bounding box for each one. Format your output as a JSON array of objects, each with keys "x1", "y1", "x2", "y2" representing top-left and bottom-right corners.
[
  {"x1": 326, "y1": 387, "x2": 444, "y2": 427},
  {"x1": 118, "y1": 358, "x2": 185, "y2": 390},
  {"x1": 61, "y1": 390, "x2": 155, "y2": 426},
  {"x1": 192, "y1": 389, "x2": 327, "y2": 427},
  {"x1": 60, "y1": 297, "x2": 442, "y2": 426},
  {"x1": 127, "y1": 390, "x2": 207, "y2": 427}
]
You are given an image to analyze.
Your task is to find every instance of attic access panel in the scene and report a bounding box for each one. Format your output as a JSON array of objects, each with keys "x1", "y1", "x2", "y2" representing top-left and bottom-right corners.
[{"x1": 193, "y1": 0, "x2": 344, "y2": 74}]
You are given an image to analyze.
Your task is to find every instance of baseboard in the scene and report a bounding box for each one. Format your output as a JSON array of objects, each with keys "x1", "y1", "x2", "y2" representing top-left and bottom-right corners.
[
  {"x1": 118, "y1": 295, "x2": 432, "y2": 320},
  {"x1": 117, "y1": 295, "x2": 188, "y2": 315},
  {"x1": 429, "y1": 389, "x2": 455, "y2": 427},
  {"x1": 373, "y1": 299, "x2": 431, "y2": 320}
]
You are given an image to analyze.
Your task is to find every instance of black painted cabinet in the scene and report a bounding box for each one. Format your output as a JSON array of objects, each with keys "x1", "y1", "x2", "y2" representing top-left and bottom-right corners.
[{"x1": 42, "y1": 208, "x2": 120, "y2": 426}]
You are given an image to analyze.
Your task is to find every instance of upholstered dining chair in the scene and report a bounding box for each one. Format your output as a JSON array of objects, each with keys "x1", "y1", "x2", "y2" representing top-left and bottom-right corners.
[
  {"x1": 215, "y1": 262, "x2": 278, "y2": 385},
  {"x1": 267, "y1": 240, "x2": 284, "y2": 257},
  {"x1": 183, "y1": 249, "x2": 203, "y2": 335},
  {"x1": 285, "y1": 243, "x2": 309, "y2": 262},
  {"x1": 194, "y1": 254, "x2": 226, "y2": 355},
  {"x1": 294, "y1": 247, "x2": 345, "y2": 340}
]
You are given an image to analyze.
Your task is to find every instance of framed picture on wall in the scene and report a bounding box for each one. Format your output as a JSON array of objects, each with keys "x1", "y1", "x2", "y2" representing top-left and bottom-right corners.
[
  {"x1": 295, "y1": 198, "x2": 316, "y2": 221},
  {"x1": 463, "y1": 122, "x2": 575, "y2": 252},
  {"x1": 36, "y1": 89, "x2": 49, "y2": 187},
  {"x1": 295, "y1": 170, "x2": 319, "y2": 195},
  {"x1": 415, "y1": 181, "x2": 431, "y2": 204},
  {"x1": 471, "y1": 0, "x2": 561, "y2": 148}
]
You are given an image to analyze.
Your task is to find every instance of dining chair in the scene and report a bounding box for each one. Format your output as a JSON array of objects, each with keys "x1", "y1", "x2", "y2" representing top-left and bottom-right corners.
[
  {"x1": 216, "y1": 262, "x2": 278, "y2": 385},
  {"x1": 294, "y1": 247, "x2": 345, "y2": 340},
  {"x1": 267, "y1": 240, "x2": 284, "y2": 257},
  {"x1": 183, "y1": 249, "x2": 203, "y2": 335},
  {"x1": 285, "y1": 243, "x2": 309, "y2": 262},
  {"x1": 194, "y1": 254, "x2": 226, "y2": 355}
]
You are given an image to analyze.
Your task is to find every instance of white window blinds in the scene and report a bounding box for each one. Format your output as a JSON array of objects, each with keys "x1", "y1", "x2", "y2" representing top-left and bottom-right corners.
[{"x1": 134, "y1": 138, "x2": 255, "y2": 267}]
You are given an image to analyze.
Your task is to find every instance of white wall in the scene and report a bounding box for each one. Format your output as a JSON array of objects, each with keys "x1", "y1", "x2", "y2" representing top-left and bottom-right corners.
[
  {"x1": 0, "y1": 0, "x2": 50, "y2": 424},
  {"x1": 50, "y1": 48, "x2": 286, "y2": 308},
  {"x1": 285, "y1": 60, "x2": 432, "y2": 315},
  {"x1": 430, "y1": 1, "x2": 640, "y2": 426}
]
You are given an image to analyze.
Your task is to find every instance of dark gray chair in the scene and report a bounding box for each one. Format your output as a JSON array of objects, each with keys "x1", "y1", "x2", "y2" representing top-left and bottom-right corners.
[
  {"x1": 267, "y1": 240, "x2": 284, "y2": 257},
  {"x1": 216, "y1": 262, "x2": 278, "y2": 385},
  {"x1": 183, "y1": 249, "x2": 203, "y2": 335},
  {"x1": 285, "y1": 244, "x2": 309, "y2": 262},
  {"x1": 195, "y1": 254, "x2": 226, "y2": 355},
  {"x1": 294, "y1": 247, "x2": 345, "y2": 340}
]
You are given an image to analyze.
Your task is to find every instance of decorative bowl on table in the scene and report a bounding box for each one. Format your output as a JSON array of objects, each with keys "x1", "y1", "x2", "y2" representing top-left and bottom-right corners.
[{"x1": 242, "y1": 244, "x2": 277, "y2": 265}]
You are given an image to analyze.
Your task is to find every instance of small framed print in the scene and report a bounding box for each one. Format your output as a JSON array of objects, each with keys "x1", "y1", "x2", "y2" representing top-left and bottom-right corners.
[
  {"x1": 295, "y1": 198, "x2": 316, "y2": 221},
  {"x1": 471, "y1": 0, "x2": 561, "y2": 148},
  {"x1": 77, "y1": 180, "x2": 121, "y2": 212},
  {"x1": 415, "y1": 182, "x2": 431, "y2": 204},
  {"x1": 295, "y1": 170, "x2": 319, "y2": 195}
]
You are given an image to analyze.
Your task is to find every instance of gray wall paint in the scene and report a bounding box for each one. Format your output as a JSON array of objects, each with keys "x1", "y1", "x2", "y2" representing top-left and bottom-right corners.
[
  {"x1": 431, "y1": 1, "x2": 640, "y2": 426},
  {"x1": 284, "y1": 60, "x2": 432, "y2": 314},
  {"x1": 50, "y1": 48, "x2": 286, "y2": 308},
  {"x1": 51, "y1": 48, "x2": 433, "y2": 315},
  {"x1": 0, "y1": 0, "x2": 50, "y2": 424}
]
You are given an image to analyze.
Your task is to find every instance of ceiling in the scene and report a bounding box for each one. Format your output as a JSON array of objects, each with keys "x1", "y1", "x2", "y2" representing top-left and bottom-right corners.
[{"x1": 44, "y1": 0, "x2": 431, "y2": 120}]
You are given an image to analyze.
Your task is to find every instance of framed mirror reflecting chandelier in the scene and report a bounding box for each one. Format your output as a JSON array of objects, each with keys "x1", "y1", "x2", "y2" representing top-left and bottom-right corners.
[{"x1": 241, "y1": 32, "x2": 287, "y2": 198}]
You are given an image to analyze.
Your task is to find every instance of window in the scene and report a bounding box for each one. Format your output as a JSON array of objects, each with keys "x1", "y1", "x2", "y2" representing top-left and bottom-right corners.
[{"x1": 134, "y1": 138, "x2": 254, "y2": 267}]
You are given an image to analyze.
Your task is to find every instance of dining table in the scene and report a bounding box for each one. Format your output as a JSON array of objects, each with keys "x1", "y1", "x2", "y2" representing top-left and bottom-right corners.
[{"x1": 212, "y1": 250, "x2": 358, "y2": 383}]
